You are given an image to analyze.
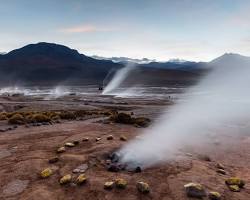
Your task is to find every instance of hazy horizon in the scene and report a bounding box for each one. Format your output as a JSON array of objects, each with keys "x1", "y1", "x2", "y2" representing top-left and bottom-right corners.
[{"x1": 1, "y1": 0, "x2": 250, "y2": 61}]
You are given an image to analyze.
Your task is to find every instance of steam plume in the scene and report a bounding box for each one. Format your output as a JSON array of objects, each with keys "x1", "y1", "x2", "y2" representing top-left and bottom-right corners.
[
  {"x1": 119, "y1": 56, "x2": 250, "y2": 168},
  {"x1": 102, "y1": 64, "x2": 136, "y2": 95}
]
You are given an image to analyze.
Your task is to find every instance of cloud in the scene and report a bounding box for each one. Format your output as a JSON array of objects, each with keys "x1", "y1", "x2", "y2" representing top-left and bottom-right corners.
[{"x1": 60, "y1": 24, "x2": 114, "y2": 33}]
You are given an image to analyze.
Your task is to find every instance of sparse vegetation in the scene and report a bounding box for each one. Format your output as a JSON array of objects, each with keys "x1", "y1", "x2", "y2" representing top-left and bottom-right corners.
[{"x1": 8, "y1": 114, "x2": 26, "y2": 125}]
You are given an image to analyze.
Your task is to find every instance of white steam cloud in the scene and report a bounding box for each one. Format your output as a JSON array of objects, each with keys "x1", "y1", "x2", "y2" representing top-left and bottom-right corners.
[
  {"x1": 119, "y1": 57, "x2": 250, "y2": 168},
  {"x1": 102, "y1": 64, "x2": 136, "y2": 95}
]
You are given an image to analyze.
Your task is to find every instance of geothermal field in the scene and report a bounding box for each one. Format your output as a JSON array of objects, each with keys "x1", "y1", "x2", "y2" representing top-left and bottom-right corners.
[{"x1": 0, "y1": 74, "x2": 250, "y2": 200}]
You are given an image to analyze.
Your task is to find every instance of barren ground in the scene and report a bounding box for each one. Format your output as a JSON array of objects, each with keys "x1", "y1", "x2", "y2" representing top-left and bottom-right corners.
[{"x1": 0, "y1": 94, "x2": 250, "y2": 200}]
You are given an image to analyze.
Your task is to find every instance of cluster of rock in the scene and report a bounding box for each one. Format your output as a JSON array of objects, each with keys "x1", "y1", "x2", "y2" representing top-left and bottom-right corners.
[
  {"x1": 103, "y1": 179, "x2": 150, "y2": 193},
  {"x1": 184, "y1": 176, "x2": 245, "y2": 199},
  {"x1": 0, "y1": 125, "x2": 18, "y2": 132}
]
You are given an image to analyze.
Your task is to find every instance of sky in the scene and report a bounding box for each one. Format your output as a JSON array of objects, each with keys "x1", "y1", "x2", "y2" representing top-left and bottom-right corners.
[{"x1": 0, "y1": 0, "x2": 250, "y2": 61}]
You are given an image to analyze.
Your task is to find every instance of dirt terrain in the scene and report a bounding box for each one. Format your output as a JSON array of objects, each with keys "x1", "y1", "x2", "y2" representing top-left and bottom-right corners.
[{"x1": 0, "y1": 94, "x2": 250, "y2": 200}]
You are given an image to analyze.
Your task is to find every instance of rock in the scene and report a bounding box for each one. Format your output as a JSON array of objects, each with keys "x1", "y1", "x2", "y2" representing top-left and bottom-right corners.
[
  {"x1": 0, "y1": 149, "x2": 11, "y2": 159},
  {"x1": 57, "y1": 147, "x2": 66, "y2": 153},
  {"x1": 72, "y1": 164, "x2": 88, "y2": 173},
  {"x1": 76, "y1": 174, "x2": 87, "y2": 185},
  {"x1": 225, "y1": 177, "x2": 245, "y2": 188},
  {"x1": 106, "y1": 159, "x2": 112, "y2": 165},
  {"x1": 109, "y1": 153, "x2": 120, "y2": 163},
  {"x1": 198, "y1": 154, "x2": 211, "y2": 162},
  {"x1": 59, "y1": 174, "x2": 72, "y2": 185},
  {"x1": 65, "y1": 142, "x2": 75, "y2": 147},
  {"x1": 216, "y1": 163, "x2": 225, "y2": 170},
  {"x1": 48, "y1": 157, "x2": 59, "y2": 164},
  {"x1": 107, "y1": 163, "x2": 121, "y2": 172},
  {"x1": 73, "y1": 140, "x2": 80, "y2": 145},
  {"x1": 228, "y1": 185, "x2": 240, "y2": 192},
  {"x1": 216, "y1": 169, "x2": 226, "y2": 175},
  {"x1": 82, "y1": 137, "x2": 89, "y2": 142},
  {"x1": 134, "y1": 117, "x2": 150, "y2": 127},
  {"x1": 184, "y1": 183, "x2": 206, "y2": 198},
  {"x1": 107, "y1": 135, "x2": 114, "y2": 140},
  {"x1": 115, "y1": 178, "x2": 127, "y2": 189},
  {"x1": 40, "y1": 168, "x2": 53, "y2": 178},
  {"x1": 120, "y1": 135, "x2": 127, "y2": 141},
  {"x1": 135, "y1": 166, "x2": 142, "y2": 173},
  {"x1": 137, "y1": 181, "x2": 150, "y2": 193},
  {"x1": 2, "y1": 179, "x2": 29, "y2": 197},
  {"x1": 104, "y1": 181, "x2": 115, "y2": 190},
  {"x1": 208, "y1": 191, "x2": 221, "y2": 200},
  {"x1": 96, "y1": 137, "x2": 101, "y2": 142}
]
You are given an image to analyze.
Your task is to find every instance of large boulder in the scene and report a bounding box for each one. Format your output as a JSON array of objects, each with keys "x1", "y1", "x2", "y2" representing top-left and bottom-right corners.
[{"x1": 184, "y1": 183, "x2": 206, "y2": 198}]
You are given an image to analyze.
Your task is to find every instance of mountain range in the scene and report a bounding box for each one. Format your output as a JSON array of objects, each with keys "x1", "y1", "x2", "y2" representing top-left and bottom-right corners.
[{"x1": 0, "y1": 42, "x2": 248, "y2": 86}]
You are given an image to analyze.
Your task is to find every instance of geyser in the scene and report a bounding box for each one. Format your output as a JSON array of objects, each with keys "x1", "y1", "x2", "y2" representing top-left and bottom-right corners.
[
  {"x1": 119, "y1": 56, "x2": 250, "y2": 168},
  {"x1": 102, "y1": 64, "x2": 136, "y2": 95}
]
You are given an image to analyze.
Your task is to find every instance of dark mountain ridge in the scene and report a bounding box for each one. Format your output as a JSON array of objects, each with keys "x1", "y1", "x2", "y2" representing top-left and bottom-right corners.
[{"x1": 0, "y1": 42, "x2": 248, "y2": 86}]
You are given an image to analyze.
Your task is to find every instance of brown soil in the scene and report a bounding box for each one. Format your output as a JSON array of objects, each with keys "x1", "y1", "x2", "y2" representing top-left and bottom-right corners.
[{"x1": 0, "y1": 94, "x2": 250, "y2": 200}]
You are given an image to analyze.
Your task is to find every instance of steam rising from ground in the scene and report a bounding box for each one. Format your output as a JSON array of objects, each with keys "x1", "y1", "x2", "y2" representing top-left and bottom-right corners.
[
  {"x1": 119, "y1": 59, "x2": 250, "y2": 168},
  {"x1": 44, "y1": 86, "x2": 69, "y2": 100},
  {"x1": 102, "y1": 64, "x2": 136, "y2": 95}
]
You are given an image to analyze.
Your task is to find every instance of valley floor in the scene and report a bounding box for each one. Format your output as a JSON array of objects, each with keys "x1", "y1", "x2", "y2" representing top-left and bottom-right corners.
[{"x1": 0, "y1": 94, "x2": 249, "y2": 200}]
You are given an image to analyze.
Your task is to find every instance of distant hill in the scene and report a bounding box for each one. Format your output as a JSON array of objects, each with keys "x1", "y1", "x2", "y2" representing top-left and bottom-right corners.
[
  {"x1": 0, "y1": 42, "x2": 122, "y2": 85},
  {"x1": 0, "y1": 42, "x2": 248, "y2": 86}
]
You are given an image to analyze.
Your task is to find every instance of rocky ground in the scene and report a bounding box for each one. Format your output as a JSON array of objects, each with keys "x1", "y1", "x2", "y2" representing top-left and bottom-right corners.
[{"x1": 0, "y1": 94, "x2": 250, "y2": 200}]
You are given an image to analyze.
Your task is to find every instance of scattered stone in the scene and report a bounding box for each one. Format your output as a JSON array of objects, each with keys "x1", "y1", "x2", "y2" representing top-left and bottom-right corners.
[
  {"x1": 208, "y1": 191, "x2": 221, "y2": 200},
  {"x1": 120, "y1": 135, "x2": 127, "y2": 141},
  {"x1": 57, "y1": 147, "x2": 66, "y2": 153},
  {"x1": 82, "y1": 137, "x2": 89, "y2": 142},
  {"x1": 184, "y1": 183, "x2": 206, "y2": 198},
  {"x1": 65, "y1": 142, "x2": 75, "y2": 147},
  {"x1": 104, "y1": 181, "x2": 115, "y2": 190},
  {"x1": 40, "y1": 168, "x2": 53, "y2": 178},
  {"x1": 96, "y1": 137, "x2": 101, "y2": 142},
  {"x1": 216, "y1": 163, "x2": 225, "y2": 170},
  {"x1": 225, "y1": 177, "x2": 245, "y2": 188},
  {"x1": 198, "y1": 154, "x2": 211, "y2": 162},
  {"x1": 228, "y1": 185, "x2": 240, "y2": 192},
  {"x1": 73, "y1": 140, "x2": 80, "y2": 145},
  {"x1": 135, "y1": 166, "x2": 142, "y2": 173},
  {"x1": 217, "y1": 169, "x2": 226, "y2": 175},
  {"x1": 109, "y1": 153, "x2": 120, "y2": 163},
  {"x1": 0, "y1": 149, "x2": 11, "y2": 159},
  {"x1": 137, "y1": 181, "x2": 150, "y2": 193},
  {"x1": 59, "y1": 174, "x2": 72, "y2": 185},
  {"x1": 115, "y1": 178, "x2": 127, "y2": 189},
  {"x1": 2, "y1": 179, "x2": 29, "y2": 197},
  {"x1": 76, "y1": 174, "x2": 87, "y2": 185},
  {"x1": 107, "y1": 163, "x2": 121, "y2": 172},
  {"x1": 48, "y1": 157, "x2": 59, "y2": 164},
  {"x1": 72, "y1": 164, "x2": 88, "y2": 173},
  {"x1": 106, "y1": 159, "x2": 112, "y2": 165},
  {"x1": 107, "y1": 135, "x2": 114, "y2": 140}
]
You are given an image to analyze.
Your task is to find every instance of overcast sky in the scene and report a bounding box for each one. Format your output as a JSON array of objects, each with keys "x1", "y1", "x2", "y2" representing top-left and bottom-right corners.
[{"x1": 0, "y1": 0, "x2": 250, "y2": 61}]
